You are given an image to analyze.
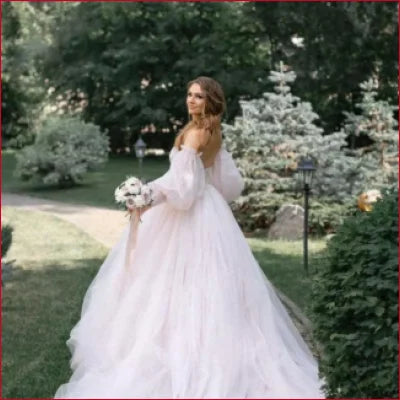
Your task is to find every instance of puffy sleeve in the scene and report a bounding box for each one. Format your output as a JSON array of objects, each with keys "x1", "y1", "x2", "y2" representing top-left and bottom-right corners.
[
  {"x1": 148, "y1": 145, "x2": 206, "y2": 210},
  {"x1": 207, "y1": 147, "x2": 245, "y2": 203}
]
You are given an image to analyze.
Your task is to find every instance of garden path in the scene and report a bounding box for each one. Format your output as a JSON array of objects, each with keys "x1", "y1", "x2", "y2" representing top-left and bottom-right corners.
[{"x1": 2, "y1": 192, "x2": 127, "y2": 248}]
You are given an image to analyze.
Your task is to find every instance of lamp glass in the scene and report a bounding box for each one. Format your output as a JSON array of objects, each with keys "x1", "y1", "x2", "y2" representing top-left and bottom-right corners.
[
  {"x1": 304, "y1": 169, "x2": 314, "y2": 186},
  {"x1": 134, "y1": 137, "x2": 147, "y2": 159},
  {"x1": 297, "y1": 159, "x2": 315, "y2": 187},
  {"x1": 135, "y1": 148, "x2": 145, "y2": 158}
]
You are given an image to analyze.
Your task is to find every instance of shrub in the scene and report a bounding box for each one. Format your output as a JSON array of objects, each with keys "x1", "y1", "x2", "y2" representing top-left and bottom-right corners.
[
  {"x1": 310, "y1": 188, "x2": 398, "y2": 397},
  {"x1": 1, "y1": 225, "x2": 13, "y2": 258},
  {"x1": 308, "y1": 197, "x2": 357, "y2": 236},
  {"x1": 232, "y1": 193, "x2": 356, "y2": 236},
  {"x1": 15, "y1": 116, "x2": 109, "y2": 187}
]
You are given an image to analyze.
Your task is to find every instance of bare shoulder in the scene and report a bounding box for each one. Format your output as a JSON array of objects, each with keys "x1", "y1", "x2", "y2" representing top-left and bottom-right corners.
[{"x1": 183, "y1": 128, "x2": 210, "y2": 150}]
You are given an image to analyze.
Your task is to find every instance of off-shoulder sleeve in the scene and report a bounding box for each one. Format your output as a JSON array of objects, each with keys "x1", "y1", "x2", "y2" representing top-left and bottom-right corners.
[
  {"x1": 207, "y1": 147, "x2": 245, "y2": 203},
  {"x1": 148, "y1": 145, "x2": 206, "y2": 210}
]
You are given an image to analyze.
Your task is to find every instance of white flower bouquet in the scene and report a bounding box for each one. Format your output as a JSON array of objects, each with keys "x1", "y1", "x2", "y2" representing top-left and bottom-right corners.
[
  {"x1": 114, "y1": 176, "x2": 153, "y2": 214},
  {"x1": 115, "y1": 176, "x2": 153, "y2": 268}
]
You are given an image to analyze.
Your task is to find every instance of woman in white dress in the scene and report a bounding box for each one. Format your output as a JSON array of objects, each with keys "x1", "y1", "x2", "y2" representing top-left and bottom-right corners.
[{"x1": 55, "y1": 77, "x2": 325, "y2": 399}]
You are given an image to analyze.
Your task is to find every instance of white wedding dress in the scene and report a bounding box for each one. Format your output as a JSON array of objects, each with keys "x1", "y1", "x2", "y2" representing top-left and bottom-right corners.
[{"x1": 54, "y1": 144, "x2": 325, "y2": 399}]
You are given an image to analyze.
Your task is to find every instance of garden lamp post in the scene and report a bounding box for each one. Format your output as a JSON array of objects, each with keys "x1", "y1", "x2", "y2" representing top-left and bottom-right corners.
[
  {"x1": 296, "y1": 158, "x2": 316, "y2": 276},
  {"x1": 134, "y1": 136, "x2": 147, "y2": 179}
]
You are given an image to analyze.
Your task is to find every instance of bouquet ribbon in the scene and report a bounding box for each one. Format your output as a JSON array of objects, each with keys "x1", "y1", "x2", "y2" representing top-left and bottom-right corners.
[{"x1": 124, "y1": 211, "x2": 142, "y2": 271}]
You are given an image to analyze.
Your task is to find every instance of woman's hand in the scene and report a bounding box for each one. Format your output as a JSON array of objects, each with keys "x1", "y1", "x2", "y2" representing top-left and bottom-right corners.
[{"x1": 126, "y1": 205, "x2": 152, "y2": 221}]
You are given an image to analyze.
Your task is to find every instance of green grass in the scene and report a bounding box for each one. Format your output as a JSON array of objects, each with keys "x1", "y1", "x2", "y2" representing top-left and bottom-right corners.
[
  {"x1": 2, "y1": 149, "x2": 170, "y2": 208},
  {"x1": 2, "y1": 207, "x2": 108, "y2": 398},
  {"x1": 248, "y1": 237, "x2": 326, "y2": 313}
]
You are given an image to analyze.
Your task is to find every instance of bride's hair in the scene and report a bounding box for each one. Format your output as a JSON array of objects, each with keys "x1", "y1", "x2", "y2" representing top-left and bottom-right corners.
[{"x1": 174, "y1": 77, "x2": 226, "y2": 165}]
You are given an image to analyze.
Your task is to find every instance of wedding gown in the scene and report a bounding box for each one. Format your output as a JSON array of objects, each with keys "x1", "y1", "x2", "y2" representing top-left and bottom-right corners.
[{"x1": 54, "y1": 144, "x2": 325, "y2": 399}]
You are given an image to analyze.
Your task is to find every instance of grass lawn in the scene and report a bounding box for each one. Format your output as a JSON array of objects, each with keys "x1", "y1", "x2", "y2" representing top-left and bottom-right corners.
[
  {"x1": 2, "y1": 206, "x2": 326, "y2": 398},
  {"x1": 2, "y1": 207, "x2": 108, "y2": 398},
  {"x1": 2, "y1": 149, "x2": 170, "y2": 208},
  {"x1": 248, "y1": 237, "x2": 326, "y2": 313}
]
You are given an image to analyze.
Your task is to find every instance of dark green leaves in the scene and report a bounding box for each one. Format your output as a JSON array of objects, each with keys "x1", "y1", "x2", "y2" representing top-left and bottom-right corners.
[{"x1": 311, "y1": 188, "x2": 398, "y2": 398}]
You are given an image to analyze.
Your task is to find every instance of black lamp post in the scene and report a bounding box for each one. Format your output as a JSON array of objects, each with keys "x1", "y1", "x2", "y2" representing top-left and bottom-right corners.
[
  {"x1": 296, "y1": 158, "x2": 316, "y2": 276},
  {"x1": 134, "y1": 136, "x2": 147, "y2": 179}
]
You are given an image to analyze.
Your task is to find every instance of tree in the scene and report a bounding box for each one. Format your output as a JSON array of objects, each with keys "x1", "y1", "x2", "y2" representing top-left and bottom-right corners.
[
  {"x1": 1, "y1": 2, "x2": 71, "y2": 148},
  {"x1": 246, "y1": 2, "x2": 398, "y2": 134},
  {"x1": 223, "y1": 62, "x2": 361, "y2": 232},
  {"x1": 40, "y1": 2, "x2": 270, "y2": 152},
  {"x1": 2, "y1": 2, "x2": 34, "y2": 148},
  {"x1": 339, "y1": 76, "x2": 398, "y2": 191}
]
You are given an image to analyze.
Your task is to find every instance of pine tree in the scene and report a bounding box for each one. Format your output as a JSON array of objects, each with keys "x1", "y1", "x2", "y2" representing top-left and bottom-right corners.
[
  {"x1": 340, "y1": 76, "x2": 398, "y2": 191},
  {"x1": 223, "y1": 61, "x2": 361, "y2": 231}
]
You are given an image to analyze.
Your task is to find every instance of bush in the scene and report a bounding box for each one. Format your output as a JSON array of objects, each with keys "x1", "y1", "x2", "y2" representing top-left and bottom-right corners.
[
  {"x1": 15, "y1": 116, "x2": 109, "y2": 187},
  {"x1": 1, "y1": 225, "x2": 13, "y2": 258},
  {"x1": 309, "y1": 197, "x2": 357, "y2": 236},
  {"x1": 232, "y1": 193, "x2": 356, "y2": 236},
  {"x1": 310, "y1": 188, "x2": 398, "y2": 397}
]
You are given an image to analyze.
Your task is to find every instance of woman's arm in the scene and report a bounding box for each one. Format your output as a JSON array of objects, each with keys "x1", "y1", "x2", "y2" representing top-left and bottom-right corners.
[{"x1": 208, "y1": 147, "x2": 245, "y2": 203}]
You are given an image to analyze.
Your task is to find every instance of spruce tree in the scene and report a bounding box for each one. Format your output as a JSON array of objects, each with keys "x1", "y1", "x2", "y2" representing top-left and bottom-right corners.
[
  {"x1": 223, "y1": 62, "x2": 360, "y2": 231},
  {"x1": 340, "y1": 77, "x2": 398, "y2": 191}
]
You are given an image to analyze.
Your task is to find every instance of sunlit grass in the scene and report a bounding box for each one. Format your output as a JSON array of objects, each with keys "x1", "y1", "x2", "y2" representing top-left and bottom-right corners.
[{"x1": 2, "y1": 207, "x2": 108, "y2": 398}]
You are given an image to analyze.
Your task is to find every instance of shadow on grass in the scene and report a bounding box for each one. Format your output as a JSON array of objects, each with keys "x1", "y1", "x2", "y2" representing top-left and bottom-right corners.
[
  {"x1": 2, "y1": 258, "x2": 104, "y2": 398},
  {"x1": 251, "y1": 243, "x2": 326, "y2": 314}
]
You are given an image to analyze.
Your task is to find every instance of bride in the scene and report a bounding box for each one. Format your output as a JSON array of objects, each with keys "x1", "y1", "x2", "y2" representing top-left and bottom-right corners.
[{"x1": 55, "y1": 76, "x2": 325, "y2": 399}]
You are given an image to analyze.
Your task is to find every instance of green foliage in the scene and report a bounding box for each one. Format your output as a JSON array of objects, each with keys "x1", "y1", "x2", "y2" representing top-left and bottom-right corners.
[
  {"x1": 249, "y1": 2, "x2": 397, "y2": 134},
  {"x1": 2, "y1": 225, "x2": 14, "y2": 259},
  {"x1": 1, "y1": 224, "x2": 14, "y2": 286},
  {"x1": 308, "y1": 198, "x2": 357, "y2": 236},
  {"x1": 231, "y1": 192, "x2": 286, "y2": 234},
  {"x1": 224, "y1": 63, "x2": 361, "y2": 234},
  {"x1": 2, "y1": 2, "x2": 49, "y2": 149},
  {"x1": 2, "y1": 2, "x2": 32, "y2": 148},
  {"x1": 15, "y1": 116, "x2": 109, "y2": 187},
  {"x1": 231, "y1": 192, "x2": 356, "y2": 236},
  {"x1": 3, "y1": 2, "x2": 397, "y2": 151},
  {"x1": 339, "y1": 77, "x2": 398, "y2": 191},
  {"x1": 311, "y1": 188, "x2": 398, "y2": 397},
  {"x1": 42, "y1": 2, "x2": 270, "y2": 152}
]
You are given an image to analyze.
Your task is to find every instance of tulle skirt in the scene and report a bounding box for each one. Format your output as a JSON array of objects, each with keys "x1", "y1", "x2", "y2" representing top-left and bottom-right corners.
[{"x1": 54, "y1": 184, "x2": 325, "y2": 398}]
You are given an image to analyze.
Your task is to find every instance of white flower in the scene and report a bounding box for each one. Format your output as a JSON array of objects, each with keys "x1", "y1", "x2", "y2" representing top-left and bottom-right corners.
[
  {"x1": 115, "y1": 192, "x2": 126, "y2": 203},
  {"x1": 141, "y1": 184, "x2": 151, "y2": 196},
  {"x1": 127, "y1": 185, "x2": 141, "y2": 195},
  {"x1": 125, "y1": 176, "x2": 141, "y2": 186},
  {"x1": 124, "y1": 176, "x2": 142, "y2": 195},
  {"x1": 114, "y1": 187, "x2": 127, "y2": 203},
  {"x1": 133, "y1": 195, "x2": 146, "y2": 208},
  {"x1": 114, "y1": 175, "x2": 150, "y2": 210}
]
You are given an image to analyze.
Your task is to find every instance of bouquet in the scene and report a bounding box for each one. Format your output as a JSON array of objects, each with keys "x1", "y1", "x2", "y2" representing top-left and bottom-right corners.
[
  {"x1": 114, "y1": 176, "x2": 153, "y2": 220},
  {"x1": 115, "y1": 176, "x2": 153, "y2": 269}
]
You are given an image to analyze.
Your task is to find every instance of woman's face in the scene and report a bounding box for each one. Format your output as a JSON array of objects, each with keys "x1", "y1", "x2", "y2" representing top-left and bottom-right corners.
[{"x1": 187, "y1": 83, "x2": 206, "y2": 117}]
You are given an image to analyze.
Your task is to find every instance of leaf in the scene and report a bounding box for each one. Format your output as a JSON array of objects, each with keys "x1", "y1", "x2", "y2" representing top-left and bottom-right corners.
[{"x1": 375, "y1": 306, "x2": 385, "y2": 317}]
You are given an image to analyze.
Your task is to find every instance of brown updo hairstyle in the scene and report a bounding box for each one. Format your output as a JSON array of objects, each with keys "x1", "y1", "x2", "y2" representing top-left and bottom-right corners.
[{"x1": 174, "y1": 76, "x2": 226, "y2": 167}]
